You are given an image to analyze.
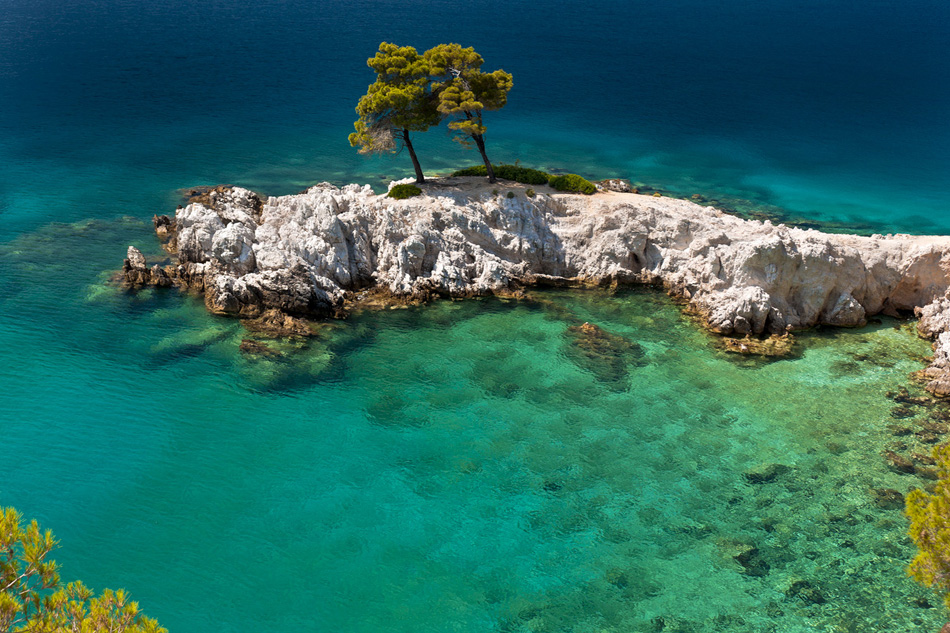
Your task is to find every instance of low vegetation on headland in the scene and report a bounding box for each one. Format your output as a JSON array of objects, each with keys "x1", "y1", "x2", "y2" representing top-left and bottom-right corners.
[{"x1": 451, "y1": 164, "x2": 597, "y2": 194}]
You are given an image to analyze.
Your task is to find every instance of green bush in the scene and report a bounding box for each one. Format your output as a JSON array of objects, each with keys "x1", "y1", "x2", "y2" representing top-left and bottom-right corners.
[
  {"x1": 452, "y1": 164, "x2": 551, "y2": 185},
  {"x1": 452, "y1": 165, "x2": 489, "y2": 177},
  {"x1": 496, "y1": 164, "x2": 550, "y2": 185},
  {"x1": 506, "y1": 191, "x2": 515, "y2": 199},
  {"x1": 548, "y1": 173, "x2": 596, "y2": 195},
  {"x1": 526, "y1": 188, "x2": 536, "y2": 198},
  {"x1": 388, "y1": 183, "x2": 423, "y2": 199}
]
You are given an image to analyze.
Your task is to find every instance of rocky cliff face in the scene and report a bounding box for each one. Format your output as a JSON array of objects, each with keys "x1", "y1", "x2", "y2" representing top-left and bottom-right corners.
[{"x1": 123, "y1": 177, "x2": 950, "y2": 394}]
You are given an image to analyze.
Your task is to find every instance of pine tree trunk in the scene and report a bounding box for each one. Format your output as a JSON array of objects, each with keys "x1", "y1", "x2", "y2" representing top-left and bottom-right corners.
[
  {"x1": 402, "y1": 129, "x2": 425, "y2": 184},
  {"x1": 472, "y1": 133, "x2": 496, "y2": 183}
]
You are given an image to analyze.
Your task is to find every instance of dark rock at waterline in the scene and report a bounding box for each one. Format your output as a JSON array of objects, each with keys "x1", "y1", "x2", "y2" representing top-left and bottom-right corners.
[
  {"x1": 884, "y1": 450, "x2": 916, "y2": 474},
  {"x1": 785, "y1": 580, "x2": 826, "y2": 605},
  {"x1": 744, "y1": 463, "x2": 790, "y2": 484},
  {"x1": 917, "y1": 466, "x2": 940, "y2": 481},
  {"x1": 912, "y1": 452, "x2": 937, "y2": 466},
  {"x1": 152, "y1": 214, "x2": 178, "y2": 252},
  {"x1": 871, "y1": 488, "x2": 905, "y2": 510},
  {"x1": 122, "y1": 247, "x2": 174, "y2": 288},
  {"x1": 122, "y1": 246, "x2": 151, "y2": 285},
  {"x1": 917, "y1": 430, "x2": 940, "y2": 444},
  {"x1": 149, "y1": 264, "x2": 174, "y2": 287},
  {"x1": 153, "y1": 214, "x2": 175, "y2": 234},
  {"x1": 242, "y1": 309, "x2": 315, "y2": 338}
]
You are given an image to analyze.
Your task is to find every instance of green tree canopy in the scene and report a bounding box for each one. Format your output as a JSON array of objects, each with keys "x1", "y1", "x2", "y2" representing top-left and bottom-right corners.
[
  {"x1": 906, "y1": 443, "x2": 950, "y2": 611},
  {"x1": 349, "y1": 43, "x2": 441, "y2": 184},
  {"x1": 424, "y1": 43, "x2": 513, "y2": 183},
  {"x1": 0, "y1": 506, "x2": 165, "y2": 633}
]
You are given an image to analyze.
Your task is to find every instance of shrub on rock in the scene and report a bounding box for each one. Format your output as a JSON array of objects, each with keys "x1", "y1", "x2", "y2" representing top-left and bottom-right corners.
[
  {"x1": 388, "y1": 183, "x2": 423, "y2": 199},
  {"x1": 452, "y1": 164, "x2": 550, "y2": 185},
  {"x1": 548, "y1": 173, "x2": 596, "y2": 195}
]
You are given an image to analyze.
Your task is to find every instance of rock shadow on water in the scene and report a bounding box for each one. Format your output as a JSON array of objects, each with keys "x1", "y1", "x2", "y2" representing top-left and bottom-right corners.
[
  {"x1": 562, "y1": 321, "x2": 647, "y2": 390},
  {"x1": 146, "y1": 322, "x2": 238, "y2": 366}
]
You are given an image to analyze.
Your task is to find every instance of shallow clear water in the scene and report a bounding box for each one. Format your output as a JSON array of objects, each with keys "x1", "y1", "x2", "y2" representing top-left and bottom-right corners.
[
  {"x1": 2, "y1": 0, "x2": 949, "y2": 630},
  {"x1": 1, "y1": 219, "x2": 946, "y2": 631}
]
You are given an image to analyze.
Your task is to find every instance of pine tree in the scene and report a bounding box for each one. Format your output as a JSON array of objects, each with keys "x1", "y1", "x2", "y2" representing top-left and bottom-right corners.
[
  {"x1": 0, "y1": 506, "x2": 165, "y2": 632},
  {"x1": 424, "y1": 43, "x2": 513, "y2": 183},
  {"x1": 906, "y1": 443, "x2": 950, "y2": 611},
  {"x1": 349, "y1": 43, "x2": 440, "y2": 184}
]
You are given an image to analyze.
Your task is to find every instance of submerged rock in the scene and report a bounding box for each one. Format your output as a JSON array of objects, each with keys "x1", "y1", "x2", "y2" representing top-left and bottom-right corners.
[
  {"x1": 912, "y1": 451, "x2": 937, "y2": 466},
  {"x1": 891, "y1": 405, "x2": 915, "y2": 419},
  {"x1": 883, "y1": 450, "x2": 915, "y2": 474},
  {"x1": 722, "y1": 334, "x2": 794, "y2": 357},
  {"x1": 785, "y1": 579, "x2": 826, "y2": 605},
  {"x1": 564, "y1": 321, "x2": 644, "y2": 385},
  {"x1": 870, "y1": 488, "x2": 905, "y2": 510},
  {"x1": 744, "y1": 463, "x2": 790, "y2": 484},
  {"x1": 888, "y1": 425, "x2": 913, "y2": 437},
  {"x1": 239, "y1": 339, "x2": 282, "y2": 358}
]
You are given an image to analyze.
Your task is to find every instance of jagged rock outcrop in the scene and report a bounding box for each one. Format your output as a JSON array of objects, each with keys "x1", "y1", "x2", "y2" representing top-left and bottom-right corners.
[{"x1": 123, "y1": 177, "x2": 950, "y2": 392}]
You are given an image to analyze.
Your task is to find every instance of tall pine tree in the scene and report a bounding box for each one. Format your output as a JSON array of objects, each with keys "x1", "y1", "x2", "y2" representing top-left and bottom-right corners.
[
  {"x1": 349, "y1": 43, "x2": 440, "y2": 184},
  {"x1": 424, "y1": 44, "x2": 513, "y2": 183}
]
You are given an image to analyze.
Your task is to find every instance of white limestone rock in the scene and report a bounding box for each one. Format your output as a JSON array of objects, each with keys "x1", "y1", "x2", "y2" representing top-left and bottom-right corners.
[{"x1": 132, "y1": 178, "x2": 950, "y2": 391}]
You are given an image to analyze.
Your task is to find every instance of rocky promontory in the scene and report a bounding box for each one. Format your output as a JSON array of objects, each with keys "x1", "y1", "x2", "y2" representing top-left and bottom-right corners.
[{"x1": 123, "y1": 177, "x2": 950, "y2": 394}]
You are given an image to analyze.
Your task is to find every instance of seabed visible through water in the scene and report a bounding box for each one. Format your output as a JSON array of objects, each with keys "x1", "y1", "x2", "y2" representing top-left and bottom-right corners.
[{"x1": 2, "y1": 216, "x2": 946, "y2": 632}]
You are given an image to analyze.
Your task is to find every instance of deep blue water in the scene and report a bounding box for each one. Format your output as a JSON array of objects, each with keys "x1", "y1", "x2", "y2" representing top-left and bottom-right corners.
[
  {"x1": 2, "y1": 0, "x2": 948, "y2": 235},
  {"x1": 2, "y1": 1, "x2": 950, "y2": 631}
]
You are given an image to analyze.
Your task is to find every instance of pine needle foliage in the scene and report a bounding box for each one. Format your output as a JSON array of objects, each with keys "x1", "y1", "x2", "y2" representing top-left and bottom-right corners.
[
  {"x1": 906, "y1": 443, "x2": 950, "y2": 610},
  {"x1": 349, "y1": 43, "x2": 441, "y2": 183},
  {"x1": 424, "y1": 44, "x2": 513, "y2": 183},
  {"x1": 0, "y1": 506, "x2": 165, "y2": 633}
]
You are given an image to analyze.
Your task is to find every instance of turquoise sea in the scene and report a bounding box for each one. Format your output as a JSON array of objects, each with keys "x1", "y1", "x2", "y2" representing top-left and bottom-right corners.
[{"x1": 1, "y1": 0, "x2": 949, "y2": 631}]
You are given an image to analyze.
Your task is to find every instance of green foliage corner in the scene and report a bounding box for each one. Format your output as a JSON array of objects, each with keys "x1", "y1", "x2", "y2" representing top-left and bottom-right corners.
[
  {"x1": 548, "y1": 173, "x2": 597, "y2": 195},
  {"x1": 0, "y1": 506, "x2": 166, "y2": 633},
  {"x1": 906, "y1": 443, "x2": 950, "y2": 610},
  {"x1": 388, "y1": 183, "x2": 423, "y2": 199}
]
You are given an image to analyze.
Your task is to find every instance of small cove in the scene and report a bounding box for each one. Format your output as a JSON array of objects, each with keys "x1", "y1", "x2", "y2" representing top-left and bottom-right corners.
[{"x1": 0, "y1": 218, "x2": 945, "y2": 630}]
